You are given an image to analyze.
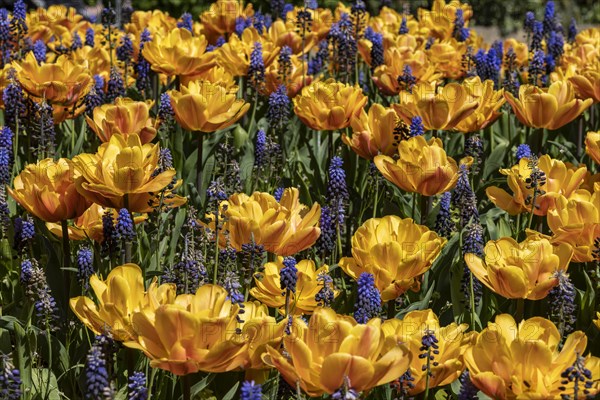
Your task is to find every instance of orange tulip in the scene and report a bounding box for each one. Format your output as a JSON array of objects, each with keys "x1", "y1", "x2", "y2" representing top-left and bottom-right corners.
[
  {"x1": 505, "y1": 80, "x2": 593, "y2": 130},
  {"x1": 339, "y1": 216, "x2": 446, "y2": 301},
  {"x1": 86, "y1": 98, "x2": 157, "y2": 143},
  {"x1": 393, "y1": 81, "x2": 479, "y2": 131},
  {"x1": 216, "y1": 28, "x2": 279, "y2": 77},
  {"x1": 293, "y1": 79, "x2": 367, "y2": 131},
  {"x1": 141, "y1": 28, "x2": 216, "y2": 79},
  {"x1": 13, "y1": 52, "x2": 92, "y2": 106},
  {"x1": 169, "y1": 80, "x2": 249, "y2": 133},
  {"x1": 344, "y1": 103, "x2": 403, "y2": 159},
  {"x1": 486, "y1": 155, "x2": 587, "y2": 216},
  {"x1": 46, "y1": 204, "x2": 147, "y2": 242},
  {"x1": 374, "y1": 135, "x2": 459, "y2": 196},
  {"x1": 8, "y1": 158, "x2": 90, "y2": 223}
]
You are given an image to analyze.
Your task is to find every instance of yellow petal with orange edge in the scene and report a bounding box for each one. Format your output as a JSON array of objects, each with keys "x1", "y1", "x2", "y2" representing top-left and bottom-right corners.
[{"x1": 320, "y1": 353, "x2": 375, "y2": 393}]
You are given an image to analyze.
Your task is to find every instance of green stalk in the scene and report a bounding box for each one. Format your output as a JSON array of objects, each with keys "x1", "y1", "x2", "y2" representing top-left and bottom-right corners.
[
  {"x1": 469, "y1": 271, "x2": 477, "y2": 329},
  {"x1": 213, "y1": 202, "x2": 220, "y2": 285},
  {"x1": 424, "y1": 347, "x2": 431, "y2": 400},
  {"x1": 372, "y1": 175, "x2": 379, "y2": 219},
  {"x1": 61, "y1": 220, "x2": 71, "y2": 301},
  {"x1": 181, "y1": 375, "x2": 191, "y2": 400},
  {"x1": 516, "y1": 298, "x2": 525, "y2": 321},
  {"x1": 196, "y1": 132, "x2": 204, "y2": 197}
]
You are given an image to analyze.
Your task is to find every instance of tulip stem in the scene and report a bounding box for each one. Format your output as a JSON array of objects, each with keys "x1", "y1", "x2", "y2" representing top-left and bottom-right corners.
[
  {"x1": 61, "y1": 220, "x2": 71, "y2": 301},
  {"x1": 181, "y1": 375, "x2": 191, "y2": 400},
  {"x1": 196, "y1": 132, "x2": 204, "y2": 199},
  {"x1": 372, "y1": 175, "x2": 379, "y2": 218},
  {"x1": 411, "y1": 192, "x2": 416, "y2": 220},
  {"x1": 213, "y1": 201, "x2": 220, "y2": 285},
  {"x1": 387, "y1": 301, "x2": 395, "y2": 320},
  {"x1": 516, "y1": 298, "x2": 525, "y2": 321}
]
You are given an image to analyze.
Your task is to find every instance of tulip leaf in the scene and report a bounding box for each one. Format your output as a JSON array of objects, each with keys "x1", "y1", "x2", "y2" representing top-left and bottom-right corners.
[
  {"x1": 395, "y1": 283, "x2": 435, "y2": 319},
  {"x1": 483, "y1": 143, "x2": 508, "y2": 180},
  {"x1": 190, "y1": 373, "x2": 215, "y2": 397},
  {"x1": 167, "y1": 207, "x2": 187, "y2": 266},
  {"x1": 221, "y1": 381, "x2": 240, "y2": 400}
]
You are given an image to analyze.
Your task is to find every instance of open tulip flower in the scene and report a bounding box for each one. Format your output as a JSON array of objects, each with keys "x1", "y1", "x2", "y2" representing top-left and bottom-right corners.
[
  {"x1": 465, "y1": 236, "x2": 573, "y2": 300},
  {"x1": 215, "y1": 28, "x2": 280, "y2": 77},
  {"x1": 374, "y1": 135, "x2": 459, "y2": 196},
  {"x1": 426, "y1": 39, "x2": 470, "y2": 80},
  {"x1": 12, "y1": 52, "x2": 93, "y2": 106},
  {"x1": 381, "y1": 309, "x2": 477, "y2": 395},
  {"x1": 200, "y1": 0, "x2": 254, "y2": 43},
  {"x1": 344, "y1": 103, "x2": 403, "y2": 159},
  {"x1": 392, "y1": 81, "x2": 479, "y2": 131},
  {"x1": 46, "y1": 204, "x2": 147, "y2": 242},
  {"x1": 85, "y1": 98, "x2": 157, "y2": 144},
  {"x1": 486, "y1": 155, "x2": 587, "y2": 216},
  {"x1": 222, "y1": 188, "x2": 321, "y2": 256},
  {"x1": 504, "y1": 80, "x2": 593, "y2": 130},
  {"x1": 70, "y1": 264, "x2": 176, "y2": 341},
  {"x1": 546, "y1": 188, "x2": 600, "y2": 262},
  {"x1": 464, "y1": 314, "x2": 600, "y2": 399},
  {"x1": 339, "y1": 215, "x2": 446, "y2": 301},
  {"x1": 73, "y1": 133, "x2": 186, "y2": 212},
  {"x1": 585, "y1": 131, "x2": 600, "y2": 164},
  {"x1": 126, "y1": 284, "x2": 252, "y2": 375},
  {"x1": 293, "y1": 79, "x2": 368, "y2": 131},
  {"x1": 141, "y1": 28, "x2": 216, "y2": 79},
  {"x1": 454, "y1": 76, "x2": 506, "y2": 133},
  {"x1": 263, "y1": 307, "x2": 411, "y2": 397},
  {"x1": 569, "y1": 62, "x2": 600, "y2": 102},
  {"x1": 169, "y1": 80, "x2": 249, "y2": 133},
  {"x1": 8, "y1": 158, "x2": 90, "y2": 223},
  {"x1": 265, "y1": 53, "x2": 312, "y2": 97},
  {"x1": 250, "y1": 258, "x2": 338, "y2": 315},
  {"x1": 372, "y1": 48, "x2": 440, "y2": 96}
]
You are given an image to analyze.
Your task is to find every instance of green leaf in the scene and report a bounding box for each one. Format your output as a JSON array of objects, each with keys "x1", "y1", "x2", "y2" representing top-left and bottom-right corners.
[
  {"x1": 31, "y1": 368, "x2": 60, "y2": 400},
  {"x1": 483, "y1": 143, "x2": 508, "y2": 180},
  {"x1": 221, "y1": 381, "x2": 240, "y2": 400}
]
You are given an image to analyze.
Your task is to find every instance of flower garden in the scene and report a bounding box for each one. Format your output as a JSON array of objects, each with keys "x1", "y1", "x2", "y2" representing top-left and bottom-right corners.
[{"x1": 0, "y1": 0, "x2": 599, "y2": 399}]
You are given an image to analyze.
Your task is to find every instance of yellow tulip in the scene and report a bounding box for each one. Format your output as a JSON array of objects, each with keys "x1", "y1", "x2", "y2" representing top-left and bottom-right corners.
[
  {"x1": 343, "y1": 103, "x2": 403, "y2": 159},
  {"x1": 569, "y1": 62, "x2": 600, "y2": 102},
  {"x1": 454, "y1": 77, "x2": 506, "y2": 133},
  {"x1": 46, "y1": 204, "x2": 147, "y2": 242},
  {"x1": 465, "y1": 236, "x2": 573, "y2": 299},
  {"x1": 238, "y1": 301, "x2": 287, "y2": 371},
  {"x1": 125, "y1": 10, "x2": 177, "y2": 38},
  {"x1": 374, "y1": 135, "x2": 459, "y2": 196},
  {"x1": 250, "y1": 258, "x2": 339, "y2": 315},
  {"x1": 25, "y1": 5, "x2": 87, "y2": 43},
  {"x1": 13, "y1": 52, "x2": 92, "y2": 106},
  {"x1": 585, "y1": 131, "x2": 600, "y2": 164},
  {"x1": 267, "y1": 19, "x2": 317, "y2": 55},
  {"x1": 263, "y1": 307, "x2": 411, "y2": 397},
  {"x1": 169, "y1": 80, "x2": 249, "y2": 133},
  {"x1": 141, "y1": 28, "x2": 216, "y2": 79},
  {"x1": 223, "y1": 188, "x2": 321, "y2": 256},
  {"x1": 464, "y1": 314, "x2": 600, "y2": 399},
  {"x1": 216, "y1": 28, "x2": 279, "y2": 77},
  {"x1": 339, "y1": 216, "x2": 446, "y2": 301},
  {"x1": 70, "y1": 264, "x2": 176, "y2": 341},
  {"x1": 392, "y1": 81, "x2": 479, "y2": 131},
  {"x1": 381, "y1": 309, "x2": 477, "y2": 395},
  {"x1": 546, "y1": 189, "x2": 600, "y2": 262},
  {"x1": 73, "y1": 134, "x2": 185, "y2": 213},
  {"x1": 417, "y1": 0, "x2": 472, "y2": 41},
  {"x1": 505, "y1": 80, "x2": 593, "y2": 130},
  {"x1": 265, "y1": 53, "x2": 312, "y2": 98},
  {"x1": 86, "y1": 98, "x2": 157, "y2": 144},
  {"x1": 8, "y1": 158, "x2": 90, "y2": 223},
  {"x1": 180, "y1": 64, "x2": 237, "y2": 89},
  {"x1": 372, "y1": 47, "x2": 440, "y2": 96},
  {"x1": 426, "y1": 39, "x2": 469, "y2": 80},
  {"x1": 200, "y1": 0, "x2": 254, "y2": 43},
  {"x1": 125, "y1": 284, "x2": 248, "y2": 375},
  {"x1": 486, "y1": 155, "x2": 587, "y2": 216},
  {"x1": 293, "y1": 79, "x2": 368, "y2": 131}
]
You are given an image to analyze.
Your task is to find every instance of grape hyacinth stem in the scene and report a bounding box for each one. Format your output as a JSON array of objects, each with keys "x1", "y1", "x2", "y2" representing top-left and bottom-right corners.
[{"x1": 61, "y1": 219, "x2": 71, "y2": 301}]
